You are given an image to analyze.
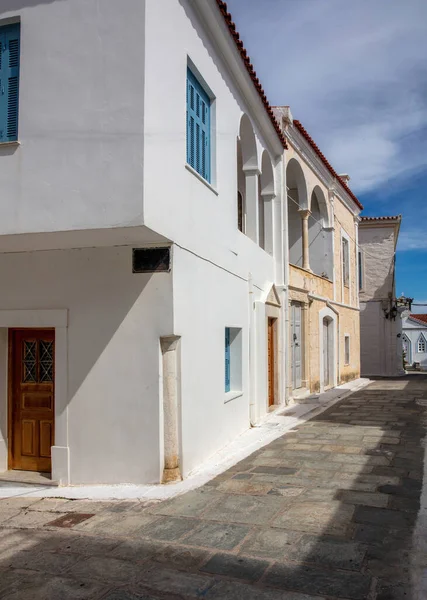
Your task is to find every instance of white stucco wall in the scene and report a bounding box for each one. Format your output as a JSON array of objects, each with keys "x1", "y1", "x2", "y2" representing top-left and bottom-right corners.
[
  {"x1": 360, "y1": 301, "x2": 403, "y2": 377},
  {"x1": 0, "y1": 0, "x2": 146, "y2": 240},
  {"x1": 402, "y1": 317, "x2": 427, "y2": 369},
  {"x1": 0, "y1": 246, "x2": 173, "y2": 484}
]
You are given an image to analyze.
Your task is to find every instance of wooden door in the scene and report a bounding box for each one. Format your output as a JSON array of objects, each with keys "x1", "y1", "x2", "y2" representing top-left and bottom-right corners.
[
  {"x1": 268, "y1": 318, "x2": 275, "y2": 407},
  {"x1": 9, "y1": 329, "x2": 55, "y2": 472},
  {"x1": 291, "y1": 303, "x2": 302, "y2": 389}
]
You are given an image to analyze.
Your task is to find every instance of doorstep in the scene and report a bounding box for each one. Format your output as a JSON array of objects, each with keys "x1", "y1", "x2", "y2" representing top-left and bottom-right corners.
[{"x1": 0, "y1": 470, "x2": 58, "y2": 487}]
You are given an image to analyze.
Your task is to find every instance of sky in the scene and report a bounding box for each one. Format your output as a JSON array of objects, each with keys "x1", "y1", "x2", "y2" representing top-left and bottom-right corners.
[{"x1": 226, "y1": 0, "x2": 427, "y2": 311}]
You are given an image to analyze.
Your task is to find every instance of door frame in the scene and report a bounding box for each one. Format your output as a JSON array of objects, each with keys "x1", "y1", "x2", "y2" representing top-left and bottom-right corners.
[
  {"x1": 267, "y1": 317, "x2": 277, "y2": 407},
  {"x1": 319, "y1": 306, "x2": 337, "y2": 392},
  {"x1": 0, "y1": 309, "x2": 69, "y2": 484},
  {"x1": 290, "y1": 301, "x2": 303, "y2": 390}
]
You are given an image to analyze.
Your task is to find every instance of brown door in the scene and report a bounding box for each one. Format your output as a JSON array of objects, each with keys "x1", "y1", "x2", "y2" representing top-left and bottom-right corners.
[
  {"x1": 9, "y1": 329, "x2": 55, "y2": 472},
  {"x1": 268, "y1": 318, "x2": 275, "y2": 407}
]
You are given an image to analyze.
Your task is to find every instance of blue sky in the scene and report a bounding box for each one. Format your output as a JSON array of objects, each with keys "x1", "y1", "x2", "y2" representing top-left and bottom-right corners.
[{"x1": 226, "y1": 0, "x2": 427, "y2": 310}]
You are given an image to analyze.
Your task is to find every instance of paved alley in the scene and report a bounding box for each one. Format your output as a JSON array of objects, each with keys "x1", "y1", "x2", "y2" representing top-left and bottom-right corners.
[{"x1": 0, "y1": 376, "x2": 426, "y2": 600}]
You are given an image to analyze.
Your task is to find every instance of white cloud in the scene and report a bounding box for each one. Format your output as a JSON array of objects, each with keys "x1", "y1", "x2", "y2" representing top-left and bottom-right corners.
[
  {"x1": 226, "y1": 0, "x2": 427, "y2": 193},
  {"x1": 398, "y1": 231, "x2": 427, "y2": 252}
]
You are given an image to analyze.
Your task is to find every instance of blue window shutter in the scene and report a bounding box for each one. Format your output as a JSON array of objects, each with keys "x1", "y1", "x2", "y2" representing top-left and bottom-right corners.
[
  {"x1": 186, "y1": 68, "x2": 210, "y2": 182},
  {"x1": 0, "y1": 23, "x2": 20, "y2": 142},
  {"x1": 225, "y1": 328, "x2": 231, "y2": 392}
]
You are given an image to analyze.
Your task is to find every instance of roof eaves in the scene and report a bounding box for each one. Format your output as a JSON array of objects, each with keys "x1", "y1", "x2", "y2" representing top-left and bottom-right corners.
[
  {"x1": 215, "y1": 1, "x2": 288, "y2": 150},
  {"x1": 292, "y1": 120, "x2": 363, "y2": 211}
]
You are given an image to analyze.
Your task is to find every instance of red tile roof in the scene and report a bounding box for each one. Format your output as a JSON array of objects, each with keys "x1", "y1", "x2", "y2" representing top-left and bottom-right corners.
[
  {"x1": 360, "y1": 215, "x2": 401, "y2": 222},
  {"x1": 409, "y1": 314, "x2": 427, "y2": 326},
  {"x1": 215, "y1": 1, "x2": 288, "y2": 149},
  {"x1": 293, "y1": 120, "x2": 364, "y2": 211}
]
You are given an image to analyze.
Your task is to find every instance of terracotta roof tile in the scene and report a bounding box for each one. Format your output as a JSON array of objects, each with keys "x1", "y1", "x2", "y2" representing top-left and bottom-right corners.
[
  {"x1": 360, "y1": 215, "x2": 401, "y2": 222},
  {"x1": 215, "y1": 1, "x2": 288, "y2": 150},
  {"x1": 292, "y1": 120, "x2": 363, "y2": 211},
  {"x1": 409, "y1": 314, "x2": 427, "y2": 325}
]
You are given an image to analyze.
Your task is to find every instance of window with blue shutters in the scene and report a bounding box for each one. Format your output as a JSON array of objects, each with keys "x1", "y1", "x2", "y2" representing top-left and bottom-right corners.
[
  {"x1": 225, "y1": 327, "x2": 231, "y2": 392},
  {"x1": 0, "y1": 23, "x2": 20, "y2": 143},
  {"x1": 186, "y1": 68, "x2": 211, "y2": 182}
]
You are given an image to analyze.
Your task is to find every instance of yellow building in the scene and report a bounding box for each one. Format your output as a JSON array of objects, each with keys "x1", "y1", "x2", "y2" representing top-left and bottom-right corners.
[{"x1": 274, "y1": 108, "x2": 363, "y2": 398}]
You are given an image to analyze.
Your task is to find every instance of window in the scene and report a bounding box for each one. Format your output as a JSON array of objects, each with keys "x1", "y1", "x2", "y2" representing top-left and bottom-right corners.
[
  {"x1": 0, "y1": 23, "x2": 20, "y2": 143},
  {"x1": 342, "y1": 237, "x2": 349, "y2": 286},
  {"x1": 358, "y1": 251, "x2": 363, "y2": 290},
  {"x1": 344, "y1": 335, "x2": 350, "y2": 365},
  {"x1": 225, "y1": 327, "x2": 242, "y2": 397},
  {"x1": 186, "y1": 68, "x2": 211, "y2": 182},
  {"x1": 417, "y1": 335, "x2": 426, "y2": 354}
]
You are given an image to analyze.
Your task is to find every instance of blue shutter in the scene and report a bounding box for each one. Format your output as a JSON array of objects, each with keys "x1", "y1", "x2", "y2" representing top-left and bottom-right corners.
[
  {"x1": 0, "y1": 23, "x2": 20, "y2": 142},
  {"x1": 225, "y1": 328, "x2": 231, "y2": 392},
  {"x1": 186, "y1": 68, "x2": 210, "y2": 182}
]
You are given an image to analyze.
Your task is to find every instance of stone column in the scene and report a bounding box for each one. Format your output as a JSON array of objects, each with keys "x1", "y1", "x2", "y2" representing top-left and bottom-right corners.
[
  {"x1": 299, "y1": 209, "x2": 311, "y2": 271},
  {"x1": 160, "y1": 335, "x2": 181, "y2": 484},
  {"x1": 262, "y1": 193, "x2": 275, "y2": 256}
]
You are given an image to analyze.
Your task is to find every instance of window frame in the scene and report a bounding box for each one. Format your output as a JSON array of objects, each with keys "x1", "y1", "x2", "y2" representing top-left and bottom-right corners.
[
  {"x1": 358, "y1": 249, "x2": 364, "y2": 291},
  {"x1": 417, "y1": 334, "x2": 427, "y2": 354},
  {"x1": 0, "y1": 21, "x2": 21, "y2": 144},
  {"x1": 224, "y1": 326, "x2": 243, "y2": 401},
  {"x1": 186, "y1": 67, "x2": 212, "y2": 183},
  {"x1": 344, "y1": 334, "x2": 350, "y2": 365}
]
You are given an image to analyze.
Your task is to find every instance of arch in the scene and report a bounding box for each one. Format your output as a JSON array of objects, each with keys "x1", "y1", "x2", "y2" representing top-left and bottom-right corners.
[
  {"x1": 308, "y1": 187, "x2": 333, "y2": 279},
  {"x1": 239, "y1": 113, "x2": 258, "y2": 171},
  {"x1": 260, "y1": 150, "x2": 275, "y2": 197},
  {"x1": 286, "y1": 158, "x2": 308, "y2": 267},
  {"x1": 286, "y1": 158, "x2": 308, "y2": 209},
  {"x1": 311, "y1": 185, "x2": 329, "y2": 227}
]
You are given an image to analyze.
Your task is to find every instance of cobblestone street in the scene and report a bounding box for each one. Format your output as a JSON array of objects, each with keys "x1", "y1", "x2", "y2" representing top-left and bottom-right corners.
[{"x1": 0, "y1": 376, "x2": 426, "y2": 600}]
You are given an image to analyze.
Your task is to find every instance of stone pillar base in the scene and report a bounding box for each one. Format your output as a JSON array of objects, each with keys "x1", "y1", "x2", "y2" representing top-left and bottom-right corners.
[{"x1": 162, "y1": 467, "x2": 182, "y2": 484}]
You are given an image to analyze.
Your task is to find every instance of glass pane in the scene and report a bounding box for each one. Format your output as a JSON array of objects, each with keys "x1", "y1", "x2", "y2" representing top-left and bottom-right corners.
[
  {"x1": 22, "y1": 340, "x2": 37, "y2": 383},
  {"x1": 39, "y1": 340, "x2": 54, "y2": 383}
]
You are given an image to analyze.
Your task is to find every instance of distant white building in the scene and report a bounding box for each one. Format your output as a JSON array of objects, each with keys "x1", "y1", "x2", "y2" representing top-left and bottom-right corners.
[
  {"x1": 358, "y1": 216, "x2": 405, "y2": 377},
  {"x1": 402, "y1": 315, "x2": 427, "y2": 370},
  {"x1": 0, "y1": 0, "x2": 290, "y2": 485}
]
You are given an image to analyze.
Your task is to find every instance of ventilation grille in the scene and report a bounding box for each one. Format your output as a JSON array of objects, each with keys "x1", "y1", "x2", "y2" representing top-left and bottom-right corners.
[{"x1": 132, "y1": 247, "x2": 170, "y2": 273}]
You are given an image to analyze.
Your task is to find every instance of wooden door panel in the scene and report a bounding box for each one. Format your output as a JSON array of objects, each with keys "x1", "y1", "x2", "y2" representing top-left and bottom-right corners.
[
  {"x1": 21, "y1": 420, "x2": 36, "y2": 456},
  {"x1": 9, "y1": 329, "x2": 55, "y2": 472},
  {"x1": 268, "y1": 318, "x2": 275, "y2": 407}
]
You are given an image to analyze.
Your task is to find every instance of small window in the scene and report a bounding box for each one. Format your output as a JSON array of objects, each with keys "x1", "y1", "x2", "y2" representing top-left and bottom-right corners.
[
  {"x1": 417, "y1": 335, "x2": 426, "y2": 354},
  {"x1": 358, "y1": 251, "x2": 363, "y2": 290},
  {"x1": 186, "y1": 68, "x2": 211, "y2": 182},
  {"x1": 342, "y1": 237, "x2": 349, "y2": 287},
  {"x1": 0, "y1": 22, "x2": 20, "y2": 143},
  {"x1": 225, "y1": 327, "x2": 242, "y2": 396},
  {"x1": 344, "y1": 335, "x2": 350, "y2": 365}
]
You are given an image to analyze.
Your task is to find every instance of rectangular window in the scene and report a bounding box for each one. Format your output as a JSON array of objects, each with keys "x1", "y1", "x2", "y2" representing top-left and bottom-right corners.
[
  {"x1": 344, "y1": 335, "x2": 350, "y2": 365},
  {"x1": 418, "y1": 337, "x2": 426, "y2": 354},
  {"x1": 342, "y1": 238, "x2": 349, "y2": 287},
  {"x1": 0, "y1": 23, "x2": 20, "y2": 143},
  {"x1": 224, "y1": 327, "x2": 242, "y2": 396},
  {"x1": 358, "y1": 251, "x2": 363, "y2": 290},
  {"x1": 186, "y1": 68, "x2": 211, "y2": 182}
]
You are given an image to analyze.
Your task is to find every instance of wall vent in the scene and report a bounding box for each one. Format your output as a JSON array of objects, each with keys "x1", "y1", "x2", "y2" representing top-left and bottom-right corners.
[{"x1": 132, "y1": 247, "x2": 170, "y2": 273}]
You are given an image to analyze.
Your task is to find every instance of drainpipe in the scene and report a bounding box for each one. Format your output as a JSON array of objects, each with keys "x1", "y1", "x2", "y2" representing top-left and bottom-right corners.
[{"x1": 248, "y1": 272, "x2": 257, "y2": 426}]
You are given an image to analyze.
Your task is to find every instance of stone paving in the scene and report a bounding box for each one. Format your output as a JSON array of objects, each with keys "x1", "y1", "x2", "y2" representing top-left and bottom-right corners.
[{"x1": 0, "y1": 376, "x2": 426, "y2": 599}]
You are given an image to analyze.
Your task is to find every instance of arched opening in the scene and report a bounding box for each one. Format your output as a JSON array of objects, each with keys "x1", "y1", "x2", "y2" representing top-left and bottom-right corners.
[
  {"x1": 237, "y1": 138, "x2": 246, "y2": 233},
  {"x1": 237, "y1": 114, "x2": 259, "y2": 242},
  {"x1": 286, "y1": 158, "x2": 308, "y2": 267},
  {"x1": 309, "y1": 186, "x2": 333, "y2": 279},
  {"x1": 259, "y1": 150, "x2": 275, "y2": 255}
]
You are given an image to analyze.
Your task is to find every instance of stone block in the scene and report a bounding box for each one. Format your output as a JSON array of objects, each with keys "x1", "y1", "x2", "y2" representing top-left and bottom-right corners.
[
  {"x1": 184, "y1": 521, "x2": 250, "y2": 551},
  {"x1": 204, "y1": 579, "x2": 323, "y2": 600},
  {"x1": 337, "y1": 490, "x2": 390, "y2": 508},
  {"x1": 200, "y1": 552, "x2": 269, "y2": 582},
  {"x1": 139, "y1": 516, "x2": 198, "y2": 542},
  {"x1": 204, "y1": 494, "x2": 285, "y2": 526},
  {"x1": 73, "y1": 513, "x2": 156, "y2": 537},
  {"x1": 240, "y1": 528, "x2": 302, "y2": 560},
  {"x1": 148, "y1": 489, "x2": 220, "y2": 518},
  {"x1": 67, "y1": 556, "x2": 143, "y2": 585},
  {"x1": 272, "y1": 501, "x2": 354, "y2": 536}
]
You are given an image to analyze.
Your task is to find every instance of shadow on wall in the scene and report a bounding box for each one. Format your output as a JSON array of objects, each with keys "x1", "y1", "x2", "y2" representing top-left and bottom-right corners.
[{"x1": 0, "y1": 0, "x2": 61, "y2": 11}]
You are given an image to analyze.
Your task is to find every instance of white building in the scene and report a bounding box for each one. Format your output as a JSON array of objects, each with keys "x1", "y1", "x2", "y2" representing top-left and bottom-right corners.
[
  {"x1": 402, "y1": 315, "x2": 427, "y2": 370},
  {"x1": 358, "y1": 216, "x2": 405, "y2": 377},
  {"x1": 0, "y1": 0, "x2": 289, "y2": 484}
]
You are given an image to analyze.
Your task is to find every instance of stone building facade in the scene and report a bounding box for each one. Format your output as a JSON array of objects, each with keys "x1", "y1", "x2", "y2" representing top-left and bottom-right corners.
[{"x1": 274, "y1": 108, "x2": 363, "y2": 397}]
